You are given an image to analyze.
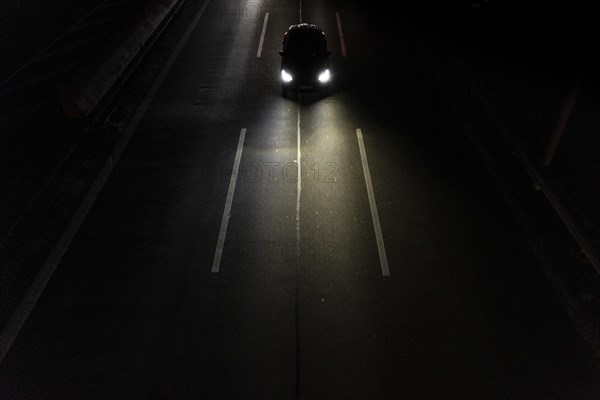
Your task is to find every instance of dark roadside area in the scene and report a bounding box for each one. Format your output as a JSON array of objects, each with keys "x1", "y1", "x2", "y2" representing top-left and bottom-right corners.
[
  {"x1": 0, "y1": 0, "x2": 202, "y2": 340},
  {"x1": 0, "y1": 0, "x2": 136, "y2": 334},
  {"x1": 402, "y1": 1, "x2": 600, "y2": 354}
]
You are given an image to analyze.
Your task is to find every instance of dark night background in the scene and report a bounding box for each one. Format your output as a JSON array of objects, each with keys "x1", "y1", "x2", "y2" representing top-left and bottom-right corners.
[{"x1": 1, "y1": 0, "x2": 600, "y2": 398}]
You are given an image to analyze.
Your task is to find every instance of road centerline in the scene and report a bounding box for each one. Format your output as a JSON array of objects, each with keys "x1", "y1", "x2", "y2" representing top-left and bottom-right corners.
[
  {"x1": 211, "y1": 128, "x2": 247, "y2": 273},
  {"x1": 356, "y1": 128, "x2": 390, "y2": 277},
  {"x1": 294, "y1": 103, "x2": 302, "y2": 400},
  {"x1": 256, "y1": 12, "x2": 269, "y2": 58}
]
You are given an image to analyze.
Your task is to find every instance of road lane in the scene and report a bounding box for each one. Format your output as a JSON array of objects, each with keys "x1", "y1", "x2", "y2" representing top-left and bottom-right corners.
[
  {"x1": 295, "y1": 0, "x2": 600, "y2": 398},
  {"x1": 1, "y1": 0, "x2": 600, "y2": 398},
  {"x1": 296, "y1": 98, "x2": 387, "y2": 399},
  {"x1": 0, "y1": 0, "x2": 299, "y2": 398}
]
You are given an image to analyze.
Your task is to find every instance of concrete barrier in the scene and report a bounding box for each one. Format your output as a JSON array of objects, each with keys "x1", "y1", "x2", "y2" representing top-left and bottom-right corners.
[{"x1": 61, "y1": 0, "x2": 181, "y2": 117}]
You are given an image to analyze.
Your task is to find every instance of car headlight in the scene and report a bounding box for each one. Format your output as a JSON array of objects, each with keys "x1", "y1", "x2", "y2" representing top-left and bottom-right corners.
[
  {"x1": 318, "y1": 69, "x2": 330, "y2": 83},
  {"x1": 281, "y1": 69, "x2": 293, "y2": 83}
]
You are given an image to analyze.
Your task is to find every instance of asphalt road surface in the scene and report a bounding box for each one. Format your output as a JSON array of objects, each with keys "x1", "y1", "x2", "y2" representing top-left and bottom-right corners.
[{"x1": 1, "y1": 0, "x2": 600, "y2": 398}]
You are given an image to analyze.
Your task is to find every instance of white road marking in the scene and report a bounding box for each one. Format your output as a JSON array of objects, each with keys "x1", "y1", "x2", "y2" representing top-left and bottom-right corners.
[
  {"x1": 294, "y1": 98, "x2": 302, "y2": 400},
  {"x1": 335, "y1": 12, "x2": 347, "y2": 58},
  {"x1": 356, "y1": 129, "x2": 390, "y2": 277},
  {"x1": 296, "y1": 107, "x2": 302, "y2": 260},
  {"x1": 256, "y1": 12, "x2": 269, "y2": 57},
  {"x1": 0, "y1": 0, "x2": 212, "y2": 365},
  {"x1": 212, "y1": 128, "x2": 247, "y2": 273}
]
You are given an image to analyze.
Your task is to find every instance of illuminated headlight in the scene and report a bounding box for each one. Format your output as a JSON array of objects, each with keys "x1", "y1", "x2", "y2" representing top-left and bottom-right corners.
[
  {"x1": 281, "y1": 69, "x2": 293, "y2": 83},
  {"x1": 318, "y1": 69, "x2": 330, "y2": 83}
]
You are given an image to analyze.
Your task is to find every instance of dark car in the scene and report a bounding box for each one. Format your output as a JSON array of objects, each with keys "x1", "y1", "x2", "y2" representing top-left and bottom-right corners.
[
  {"x1": 279, "y1": 23, "x2": 331, "y2": 98},
  {"x1": 461, "y1": 0, "x2": 497, "y2": 18}
]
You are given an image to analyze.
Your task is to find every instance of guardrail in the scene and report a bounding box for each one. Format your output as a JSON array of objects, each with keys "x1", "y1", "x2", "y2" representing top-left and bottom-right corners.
[{"x1": 60, "y1": 0, "x2": 184, "y2": 117}]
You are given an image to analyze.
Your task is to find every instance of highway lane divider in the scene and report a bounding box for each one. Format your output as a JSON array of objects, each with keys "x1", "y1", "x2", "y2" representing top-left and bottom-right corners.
[
  {"x1": 212, "y1": 128, "x2": 247, "y2": 274},
  {"x1": 256, "y1": 12, "x2": 269, "y2": 57},
  {"x1": 356, "y1": 128, "x2": 390, "y2": 277}
]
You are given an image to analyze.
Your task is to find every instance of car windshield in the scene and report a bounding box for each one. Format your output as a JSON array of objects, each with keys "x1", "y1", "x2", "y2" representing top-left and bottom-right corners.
[{"x1": 285, "y1": 32, "x2": 326, "y2": 56}]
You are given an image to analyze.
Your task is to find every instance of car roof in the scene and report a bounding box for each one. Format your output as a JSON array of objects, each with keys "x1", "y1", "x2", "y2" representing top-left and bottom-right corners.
[
  {"x1": 287, "y1": 23, "x2": 322, "y2": 32},
  {"x1": 285, "y1": 23, "x2": 325, "y2": 37}
]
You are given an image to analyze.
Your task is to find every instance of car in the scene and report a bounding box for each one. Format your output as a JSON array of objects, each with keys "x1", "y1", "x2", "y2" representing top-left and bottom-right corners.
[
  {"x1": 461, "y1": 0, "x2": 497, "y2": 18},
  {"x1": 279, "y1": 23, "x2": 331, "y2": 98}
]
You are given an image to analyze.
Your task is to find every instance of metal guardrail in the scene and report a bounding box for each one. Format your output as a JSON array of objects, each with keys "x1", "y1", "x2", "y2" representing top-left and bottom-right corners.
[{"x1": 0, "y1": 0, "x2": 142, "y2": 129}]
